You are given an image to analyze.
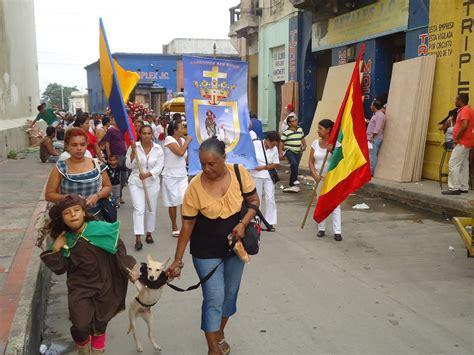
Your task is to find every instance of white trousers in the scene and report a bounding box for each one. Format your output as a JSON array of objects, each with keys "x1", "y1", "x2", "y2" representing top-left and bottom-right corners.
[
  {"x1": 129, "y1": 182, "x2": 160, "y2": 235},
  {"x1": 316, "y1": 180, "x2": 342, "y2": 234},
  {"x1": 254, "y1": 177, "x2": 277, "y2": 225},
  {"x1": 448, "y1": 144, "x2": 470, "y2": 191}
]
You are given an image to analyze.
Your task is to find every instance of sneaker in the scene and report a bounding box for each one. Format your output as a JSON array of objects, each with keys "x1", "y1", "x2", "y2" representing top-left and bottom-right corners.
[
  {"x1": 334, "y1": 234, "x2": 343, "y2": 241},
  {"x1": 294, "y1": 180, "x2": 300, "y2": 185},
  {"x1": 283, "y1": 186, "x2": 300, "y2": 193},
  {"x1": 460, "y1": 190, "x2": 469, "y2": 193},
  {"x1": 317, "y1": 231, "x2": 325, "y2": 238},
  {"x1": 442, "y1": 190, "x2": 461, "y2": 195}
]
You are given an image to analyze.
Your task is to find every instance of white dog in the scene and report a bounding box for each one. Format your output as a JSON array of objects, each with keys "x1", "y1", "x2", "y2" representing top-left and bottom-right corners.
[{"x1": 128, "y1": 255, "x2": 170, "y2": 352}]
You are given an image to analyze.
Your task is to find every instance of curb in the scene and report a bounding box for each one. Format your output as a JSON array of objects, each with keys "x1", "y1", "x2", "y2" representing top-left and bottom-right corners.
[
  {"x1": 2, "y1": 195, "x2": 50, "y2": 355},
  {"x1": 296, "y1": 166, "x2": 472, "y2": 217},
  {"x1": 359, "y1": 181, "x2": 472, "y2": 217}
]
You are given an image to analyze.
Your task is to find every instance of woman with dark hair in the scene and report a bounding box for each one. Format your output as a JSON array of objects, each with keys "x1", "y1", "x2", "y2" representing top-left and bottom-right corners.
[
  {"x1": 250, "y1": 131, "x2": 280, "y2": 231},
  {"x1": 162, "y1": 120, "x2": 192, "y2": 237},
  {"x1": 45, "y1": 127, "x2": 112, "y2": 217},
  {"x1": 73, "y1": 115, "x2": 104, "y2": 161},
  {"x1": 308, "y1": 119, "x2": 342, "y2": 241},
  {"x1": 438, "y1": 108, "x2": 458, "y2": 150},
  {"x1": 167, "y1": 137, "x2": 259, "y2": 355},
  {"x1": 126, "y1": 125, "x2": 164, "y2": 250}
]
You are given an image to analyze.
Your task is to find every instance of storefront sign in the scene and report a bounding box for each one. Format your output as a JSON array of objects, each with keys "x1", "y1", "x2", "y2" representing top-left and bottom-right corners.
[
  {"x1": 139, "y1": 71, "x2": 170, "y2": 81},
  {"x1": 272, "y1": 46, "x2": 286, "y2": 82},
  {"x1": 289, "y1": 29, "x2": 298, "y2": 81},
  {"x1": 312, "y1": 0, "x2": 409, "y2": 51}
]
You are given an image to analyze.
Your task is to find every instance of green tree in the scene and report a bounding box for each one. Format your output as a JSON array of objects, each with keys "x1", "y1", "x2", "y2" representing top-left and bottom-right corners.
[{"x1": 41, "y1": 83, "x2": 78, "y2": 109}]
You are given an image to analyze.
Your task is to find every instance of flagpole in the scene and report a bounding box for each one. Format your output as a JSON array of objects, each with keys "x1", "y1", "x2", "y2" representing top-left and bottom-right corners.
[{"x1": 300, "y1": 150, "x2": 330, "y2": 229}]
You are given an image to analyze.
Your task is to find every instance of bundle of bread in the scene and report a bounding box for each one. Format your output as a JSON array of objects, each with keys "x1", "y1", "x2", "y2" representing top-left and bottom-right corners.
[{"x1": 228, "y1": 234, "x2": 250, "y2": 264}]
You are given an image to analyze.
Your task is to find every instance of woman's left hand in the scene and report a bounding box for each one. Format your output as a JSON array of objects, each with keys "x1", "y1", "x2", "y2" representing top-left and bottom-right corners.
[
  {"x1": 139, "y1": 172, "x2": 151, "y2": 180},
  {"x1": 232, "y1": 222, "x2": 246, "y2": 240},
  {"x1": 86, "y1": 193, "x2": 100, "y2": 207}
]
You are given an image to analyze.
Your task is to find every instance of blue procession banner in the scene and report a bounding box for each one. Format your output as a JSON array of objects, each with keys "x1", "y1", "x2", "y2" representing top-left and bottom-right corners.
[{"x1": 183, "y1": 55, "x2": 257, "y2": 175}]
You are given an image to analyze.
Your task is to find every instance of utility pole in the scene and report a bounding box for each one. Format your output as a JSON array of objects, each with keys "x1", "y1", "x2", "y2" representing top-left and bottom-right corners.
[
  {"x1": 60, "y1": 85, "x2": 64, "y2": 110},
  {"x1": 213, "y1": 42, "x2": 216, "y2": 58}
]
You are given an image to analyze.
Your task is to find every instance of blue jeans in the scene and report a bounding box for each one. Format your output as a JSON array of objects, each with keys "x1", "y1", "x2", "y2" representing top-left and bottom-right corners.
[
  {"x1": 285, "y1": 150, "x2": 302, "y2": 186},
  {"x1": 370, "y1": 137, "x2": 383, "y2": 175},
  {"x1": 192, "y1": 256, "x2": 245, "y2": 332}
]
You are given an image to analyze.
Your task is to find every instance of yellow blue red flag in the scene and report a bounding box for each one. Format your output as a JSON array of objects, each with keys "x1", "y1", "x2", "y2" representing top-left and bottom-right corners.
[{"x1": 99, "y1": 18, "x2": 139, "y2": 140}]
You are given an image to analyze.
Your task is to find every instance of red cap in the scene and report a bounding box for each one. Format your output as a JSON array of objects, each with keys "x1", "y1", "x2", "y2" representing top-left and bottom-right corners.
[{"x1": 287, "y1": 103, "x2": 294, "y2": 111}]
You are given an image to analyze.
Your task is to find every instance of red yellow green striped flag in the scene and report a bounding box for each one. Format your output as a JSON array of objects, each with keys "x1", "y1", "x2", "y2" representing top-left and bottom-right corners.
[{"x1": 313, "y1": 45, "x2": 371, "y2": 223}]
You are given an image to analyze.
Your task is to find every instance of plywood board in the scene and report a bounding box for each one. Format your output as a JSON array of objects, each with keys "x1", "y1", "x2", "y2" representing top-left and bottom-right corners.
[
  {"x1": 322, "y1": 62, "x2": 361, "y2": 102},
  {"x1": 374, "y1": 55, "x2": 436, "y2": 182},
  {"x1": 374, "y1": 58, "x2": 423, "y2": 181},
  {"x1": 279, "y1": 81, "x2": 298, "y2": 130},
  {"x1": 300, "y1": 99, "x2": 341, "y2": 168}
]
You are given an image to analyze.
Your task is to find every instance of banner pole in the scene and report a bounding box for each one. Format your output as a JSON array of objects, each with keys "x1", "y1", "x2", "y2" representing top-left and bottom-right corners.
[
  {"x1": 132, "y1": 145, "x2": 152, "y2": 212},
  {"x1": 300, "y1": 150, "x2": 330, "y2": 229}
]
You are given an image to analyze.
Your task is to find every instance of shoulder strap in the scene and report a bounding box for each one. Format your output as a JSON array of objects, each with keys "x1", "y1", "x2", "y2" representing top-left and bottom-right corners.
[
  {"x1": 233, "y1": 164, "x2": 272, "y2": 230},
  {"x1": 234, "y1": 163, "x2": 244, "y2": 195},
  {"x1": 261, "y1": 141, "x2": 269, "y2": 166}
]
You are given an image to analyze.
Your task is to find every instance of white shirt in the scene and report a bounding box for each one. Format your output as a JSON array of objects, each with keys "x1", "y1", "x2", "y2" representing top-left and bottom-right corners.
[
  {"x1": 58, "y1": 149, "x2": 92, "y2": 161},
  {"x1": 249, "y1": 130, "x2": 258, "y2": 141},
  {"x1": 250, "y1": 140, "x2": 280, "y2": 179},
  {"x1": 311, "y1": 139, "x2": 331, "y2": 176},
  {"x1": 162, "y1": 136, "x2": 187, "y2": 177},
  {"x1": 125, "y1": 142, "x2": 164, "y2": 187}
]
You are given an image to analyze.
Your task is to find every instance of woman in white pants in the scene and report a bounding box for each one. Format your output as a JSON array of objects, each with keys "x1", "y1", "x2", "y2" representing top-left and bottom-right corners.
[
  {"x1": 309, "y1": 119, "x2": 342, "y2": 241},
  {"x1": 250, "y1": 131, "x2": 280, "y2": 231},
  {"x1": 162, "y1": 120, "x2": 192, "y2": 236},
  {"x1": 126, "y1": 125, "x2": 164, "y2": 250}
]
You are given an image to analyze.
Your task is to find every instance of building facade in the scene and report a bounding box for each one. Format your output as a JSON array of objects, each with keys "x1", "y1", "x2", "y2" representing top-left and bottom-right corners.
[
  {"x1": 68, "y1": 91, "x2": 88, "y2": 114},
  {"x1": 0, "y1": 0, "x2": 40, "y2": 160},
  {"x1": 229, "y1": 0, "x2": 473, "y2": 181},
  {"x1": 86, "y1": 53, "x2": 180, "y2": 114}
]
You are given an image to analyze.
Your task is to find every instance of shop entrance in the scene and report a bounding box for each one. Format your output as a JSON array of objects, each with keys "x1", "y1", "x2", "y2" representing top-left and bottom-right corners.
[{"x1": 274, "y1": 81, "x2": 284, "y2": 129}]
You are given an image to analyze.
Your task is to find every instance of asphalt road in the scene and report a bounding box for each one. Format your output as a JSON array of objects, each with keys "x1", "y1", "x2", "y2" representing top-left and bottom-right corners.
[{"x1": 41, "y1": 177, "x2": 474, "y2": 355}]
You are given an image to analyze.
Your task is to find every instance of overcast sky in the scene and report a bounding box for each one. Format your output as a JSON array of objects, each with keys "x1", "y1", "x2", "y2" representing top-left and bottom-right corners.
[{"x1": 35, "y1": 0, "x2": 238, "y2": 92}]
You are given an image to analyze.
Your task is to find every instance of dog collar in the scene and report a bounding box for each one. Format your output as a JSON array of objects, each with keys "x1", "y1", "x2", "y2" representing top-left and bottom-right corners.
[{"x1": 135, "y1": 296, "x2": 157, "y2": 308}]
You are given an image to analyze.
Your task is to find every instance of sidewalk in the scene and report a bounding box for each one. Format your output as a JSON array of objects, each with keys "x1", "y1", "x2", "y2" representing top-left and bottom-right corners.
[
  {"x1": 293, "y1": 163, "x2": 473, "y2": 217},
  {"x1": 0, "y1": 150, "x2": 51, "y2": 354}
]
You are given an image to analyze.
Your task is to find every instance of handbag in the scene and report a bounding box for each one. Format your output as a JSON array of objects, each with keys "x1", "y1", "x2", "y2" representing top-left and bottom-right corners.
[
  {"x1": 94, "y1": 159, "x2": 117, "y2": 223},
  {"x1": 98, "y1": 197, "x2": 117, "y2": 223},
  {"x1": 261, "y1": 140, "x2": 280, "y2": 184},
  {"x1": 233, "y1": 164, "x2": 272, "y2": 255}
]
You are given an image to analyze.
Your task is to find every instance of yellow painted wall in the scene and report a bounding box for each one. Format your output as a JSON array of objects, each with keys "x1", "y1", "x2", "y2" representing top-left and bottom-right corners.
[
  {"x1": 423, "y1": 0, "x2": 474, "y2": 180},
  {"x1": 247, "y1": 53, "x2": 258, "y2": 114}
]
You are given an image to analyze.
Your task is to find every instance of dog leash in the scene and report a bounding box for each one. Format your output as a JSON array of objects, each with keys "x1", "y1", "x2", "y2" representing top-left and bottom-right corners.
[{"x1": 166, "y1": 259, "x2": 225, "y2": 292}]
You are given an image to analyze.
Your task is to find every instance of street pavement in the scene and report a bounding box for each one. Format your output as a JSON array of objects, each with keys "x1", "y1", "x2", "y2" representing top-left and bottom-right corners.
[{"x1": 41, "y1": 174, "x2": 473, "y2": 355}]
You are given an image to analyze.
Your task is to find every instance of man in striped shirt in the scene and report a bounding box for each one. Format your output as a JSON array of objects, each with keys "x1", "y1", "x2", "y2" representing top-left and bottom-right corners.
[{"x1": 280, "y1": 114, "x2": 306, "y2": 192}]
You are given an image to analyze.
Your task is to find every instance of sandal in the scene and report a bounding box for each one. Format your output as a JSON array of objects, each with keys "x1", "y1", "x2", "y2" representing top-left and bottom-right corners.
[
  {"x1": 172, "y1": 230, "x2": 180, "y2": 238},
  {"x1": 134, "y1": 240, "x2": 143, "y2": 251},
  {"x1": 217, "y1": 339, "x2": 230, "y2": 355},
  {"x1": 145, "y1": 233, "x2": 154, "y2": 244}
]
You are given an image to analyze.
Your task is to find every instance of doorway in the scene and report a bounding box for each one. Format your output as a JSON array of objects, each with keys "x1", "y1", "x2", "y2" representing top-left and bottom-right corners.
[{"x1": 274, "y1": 81, "x2": 284, "y2": 129}]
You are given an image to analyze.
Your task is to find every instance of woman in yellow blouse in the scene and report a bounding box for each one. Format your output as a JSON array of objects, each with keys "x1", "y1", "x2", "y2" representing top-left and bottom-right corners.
[{"x1": 168, "y1": 137, "x2": 259, "y2": 355}]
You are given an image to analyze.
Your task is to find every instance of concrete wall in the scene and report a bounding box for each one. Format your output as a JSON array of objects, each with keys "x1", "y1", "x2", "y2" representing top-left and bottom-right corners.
[{"x1": 0, "y1": 0, "x2": 40, "y2": 160}]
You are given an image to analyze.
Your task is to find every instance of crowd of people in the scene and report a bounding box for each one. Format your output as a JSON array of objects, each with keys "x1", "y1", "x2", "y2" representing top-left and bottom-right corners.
[{"x1": 32, "y1": 92, "x2": 472, "y2": 354}]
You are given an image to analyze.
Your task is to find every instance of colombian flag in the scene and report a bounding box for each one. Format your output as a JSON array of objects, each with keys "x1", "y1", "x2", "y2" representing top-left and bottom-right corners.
[
  {"x1": 99, "y1": 18, "x2": 139, "y2": 142},
  {"x1": 313, "y1": 45, "x2": 371, "y2": 223}
]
